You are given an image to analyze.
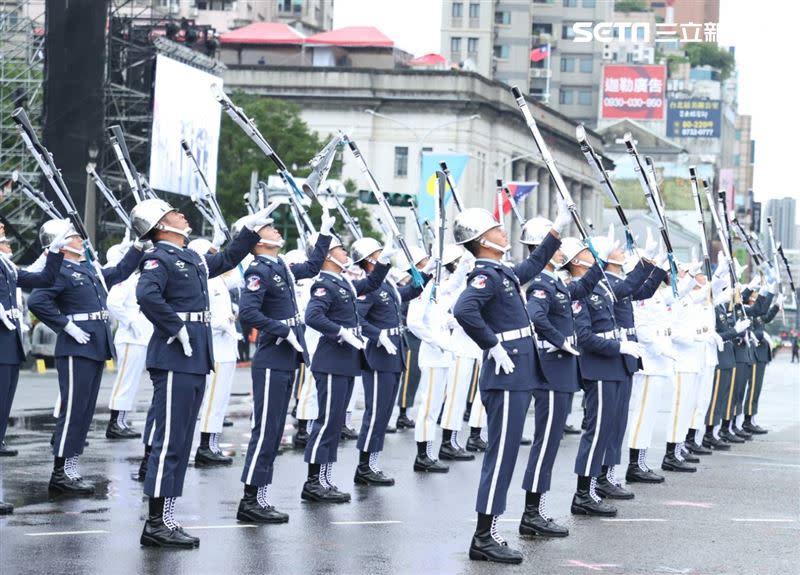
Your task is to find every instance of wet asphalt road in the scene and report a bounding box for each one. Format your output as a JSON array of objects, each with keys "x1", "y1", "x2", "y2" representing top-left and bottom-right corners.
[{"x1": 1, "y1": 355, "x2": 798, "y2": 575}]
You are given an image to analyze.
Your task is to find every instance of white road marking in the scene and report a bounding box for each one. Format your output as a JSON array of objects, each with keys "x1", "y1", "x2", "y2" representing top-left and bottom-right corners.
[
  {"x1": 330, "y1": 520, "x2": 402, "y2": 525},
  {"x1": 601, "y1": 518, "x2": 667, "y2": 522},
  {"x1": 184, "y1": 524, "x2": 258, "y2": 530},
  {"x1": 731, "y1": 518, "x2": 796, "y2": 523},
  {"x1": 26, "y1": 530, "x2": 109, "y2": 537}
]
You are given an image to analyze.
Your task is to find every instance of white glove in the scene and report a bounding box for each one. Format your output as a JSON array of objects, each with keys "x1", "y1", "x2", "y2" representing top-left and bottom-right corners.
[
  {"x1": 712, "y1": 332, "x2": 725, "y2": 352},
  {"x1": 619, "y1": 340, "x2": 644, "y2": 358},
  {"x1": 551, "y1": 195, "x2": 572, "y2": 234},
  {"x1": 643, "y1": 228, "x2": 659, "y2": 260},
  {"x1": 560, "y1": 339, "x2": 580, "y2": 356},
  {"x1": 133, "y1": 239, "x2": 151, "y2": 251},
  {"x1": 226, "y1": 323, "x2": 244, "y2": 342},
  {"x1": 746, "y1": 276, "x2": 761, "y2": 291},
  {"x1": 0, "y1": 303, "x2": 16, "y2": 330},
  {"x1": 671, "y1": 333, "x2": 693, "y2": 346},
  {"x1": 167, "y1": 325, "x2": 193, "y2": 356},
  {"x1": 64, "y1": 320, "x2": 90, "y2": 344},
  {"x1": 338, "y1": 327, "x2": 365, "y2": 350},
  {"x1": 714, "y1": 252, "x2": 728, "y2": 279},
  {"x1": 444, "y1": 315, "x2": 459, "y2": 330},
  {"x1": 775, "y1": 293, "x2": 785, "y2": 308},
  {"x1": 128, "y1": 321, "x2": 141, "y2": 341},
  {"x1": 242, "y1": 202, "x2": 280, "y2": 232},
  {"x1": 734, "y1": 318, "x2": 751, "y2": 333},
  {"x1": 656, "y1": 251, "x2": 669, "y2": 269},
  {"x1": 377, "y1": 330, "x2": 398, "y2": 355},
  {"x1": 488, "y1": 342, "x2": 515, "y2": 375},
  {"x1": 421, "y1": 257, "x2": 437, "y2": 274},
  {"x1": 279, "y1": 328, "x2": 303, "y2": 352},
  {"x1": 687, "y1": 261, "x2": 703, "y2": 276},
  {"x1": 319, "y1": 207, "x2": 336, "y2": 236},
  {"x1": 212, "y1": 224, "x2": 226, "y2": 249},
  {"x1": 378, "y1": 240, "x2": 398, "y2": 264},
  {"x1": 48, "y1": 226, "x2": 74, "y2": 253}
]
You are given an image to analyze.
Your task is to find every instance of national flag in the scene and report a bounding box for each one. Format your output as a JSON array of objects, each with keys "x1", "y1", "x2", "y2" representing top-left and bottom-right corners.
[
  {"x1": 416, "y1": 153, "x2": 469, "y2": 225},
  {"x1": 530, "y1": 44, "x2": 550, "y2": 62},
  {"x1": 492, "y1": 181, "x2": 538, "y2": 219}
]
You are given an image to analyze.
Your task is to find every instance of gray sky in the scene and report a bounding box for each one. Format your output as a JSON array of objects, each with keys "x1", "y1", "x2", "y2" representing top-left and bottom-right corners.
[{"x1": 334, "y1": 0, "x2": 799, "y2": 217}]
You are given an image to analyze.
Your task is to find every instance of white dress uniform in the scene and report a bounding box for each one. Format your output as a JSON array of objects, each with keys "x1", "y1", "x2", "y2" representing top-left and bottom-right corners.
[
  {"x1": 197, "y1": 270, "x2": 241, "y2": 434},
  {"x1": 667, "y1": 285, "x2": 706, "y2": 444},
  {"x1": 441, "y1": 278, "x2": 484, "y2": 439},
  {"x1": 627, "y1": 284, "x2": 675, "y2": 453},
  {"x1": 687, "y1": 286, "x2": 719, "y2": 434},
  {"x1": 294, "y1": 278, "x2": 319, "y2": 422},
  {"x1": 408, "y1": 269, "x2": 461, "y2": 444},
  {"x1": 107, "y1": 272, "x2": 153, "y2": 413}
]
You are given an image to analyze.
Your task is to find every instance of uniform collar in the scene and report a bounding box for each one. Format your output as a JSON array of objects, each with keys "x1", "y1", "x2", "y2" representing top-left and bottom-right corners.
[
  {"x1": 321, "y1": 270, "x2": 343, "y2": 280},
  {"x1": 156, "y1": 240, "x2": 183, "y2": 251},
  {"x1": 258, "y1": 254, "x2": 279, "y2": 263},
  {"x1": 475, "y1": 257, "x2": 501, "y2": 266},
  {"x1": 606, "y1": 271, "x2": 625, "y2": 279},
  {"x1": 542, "y1": 269, "x2": 558, "y2": 280}
]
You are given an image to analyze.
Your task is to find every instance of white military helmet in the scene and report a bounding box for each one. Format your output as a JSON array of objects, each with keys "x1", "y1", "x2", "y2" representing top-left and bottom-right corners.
[
  {"x1": 588, "y1": 236, "x2": 614, "y2": 264},
  {"x1": 105, "y1": 243, "x2": 127, "y2": 267},
  {"x1": 283, "y1": 248, "x2": 306, "y2": 266},
  {"x1": 405, "y1": 245, "x2": 428, "y2": 269},
  {"x1": 187, "y1": 238, "x2": 214, "y2": 255},
  {"x1": 520, "y1": 216, "x2": 553, "y2": 246},
  {"x1": 350, "y1": 237, "x2": 382, "y2": 264},
  {"x1": 441, "y1": 243, "x2": 464, "y2": 266},
  {"x1": 130, "y1": 199, "x2": 181, "y2": 240},
  {"x1": 559, "y1": 237, "x2": 588, "y2": 269},
  {"x1": 305, "y1": 232, "x2": 342, "y2": 258},
  {"x1": 453, "y1": 208, "x2": 500, "y2": 245},
  {"x1": 39, "y1": 218, "x2": 79, "y2": 250}
]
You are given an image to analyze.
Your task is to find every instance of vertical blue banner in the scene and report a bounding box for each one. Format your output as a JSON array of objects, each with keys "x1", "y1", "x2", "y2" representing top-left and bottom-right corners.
[{"x1": 416, "y1": 152, "x2": 469, "y2": 224}]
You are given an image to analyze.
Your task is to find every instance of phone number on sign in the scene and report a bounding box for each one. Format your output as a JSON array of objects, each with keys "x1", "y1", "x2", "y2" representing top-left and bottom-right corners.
[{"x1": 603, "y1": 97, "x2": 663, "y2": 108}]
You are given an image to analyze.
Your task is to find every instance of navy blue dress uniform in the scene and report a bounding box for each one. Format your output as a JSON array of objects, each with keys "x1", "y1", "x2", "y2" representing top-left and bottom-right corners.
[
  {"x1": 743, "y1": 291, "x2": 779, "y2": 432},
  {"x1": 136, "y1": 230, "x2": 259, "y2": 503},
  {"x1": 453, "y1": 233, "x2": 560, "y2": 523},
  {"x1": 724, "y1": 298, "x2": 760, "y2": 440},
  {"x1": 396, "y1": 299, "x2": 422, "y2": 429},
  {"x1": 356, "y1": 276, "x2": 426, "y2": 482},
  {"x1": 704, "y1": 302, "x2": 739, "y2": 439},
  {"x1": 598, "y1": 261, "x2": 664, "y2": 488},
  {"x1": 0, "y1": 251, "x2": 63, "y2": 451},
  {"x1": 518, "y1": 262, "x2": 602, "y2": 536},
  {"x1": 302, "y1": 264, "x2": 389, "y2": 493},
  {"x1": 28, "y1": 247, "x2": 142, "y2": 470},
  {"x1": 235, "y1": 234, "x2": 330, "y2": 521}
]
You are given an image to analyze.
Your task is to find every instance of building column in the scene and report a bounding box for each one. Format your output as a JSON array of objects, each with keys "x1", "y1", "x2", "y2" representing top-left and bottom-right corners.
[
  {"x1": 537, "y1": 167, "x2": 551, "y2": 221},
  {"x1": 523, "y1": 162, "x2": 537, "y2": 221},
  {"x1": 570, "y1": 180, "x2": 583, "y2": 236},
  {"x1": 582, "y1": 184, "x2": 596, "y2": 234}
]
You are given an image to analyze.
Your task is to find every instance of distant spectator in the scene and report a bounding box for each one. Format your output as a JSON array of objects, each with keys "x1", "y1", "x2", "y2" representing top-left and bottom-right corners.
[{"x1": 792, "y1": 337, "x2": 799, "y2": 363}]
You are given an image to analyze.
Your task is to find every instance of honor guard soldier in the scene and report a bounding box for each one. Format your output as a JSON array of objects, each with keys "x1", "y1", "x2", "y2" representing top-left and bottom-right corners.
[
  {"x1": 454, "y1": 201, "x2": 569, "y2": 565},
  {"x1": 28, "y1": 220, "x2": 143, "y2": 495},
  {"x1": 188, "y1": 238, "x2": 242, "y2": 467},
  {"x1": 518, "y1": 227, "x2": 603, "y2": 538},
  {"x1": 0, "y1": 223, "x2": 66, "y2": 514},
  {"x1": 395, "y1": 247, "x2": 430, "y2": 430},
  {"x1": 741, "y1": 277, "x2": 780, "y2": 434},
  {"x1": 352, "y1": 237, "x2": 430, "y2": 486},
  {"x1": 132, "y1": 198, "x2": 271, "y2": 549},
  {"x1": 568, "y1": 240, "x2": 645, "y2": 518},
  {"x1": 105, "y1": 242, "x2": 153, "y2": 439},
  {"x1": 237, "y1": 211, "x2": 335, "y2": 522},
  {"x1": 301, "y1": 234, "x2": 392, "y2": 503},
  {"x1": 590, "y1": 234, "x2": 664, "y2": 498}
]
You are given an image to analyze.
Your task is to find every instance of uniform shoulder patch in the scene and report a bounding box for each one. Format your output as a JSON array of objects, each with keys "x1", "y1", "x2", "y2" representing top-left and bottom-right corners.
[
  {"x1": 470, "y1": 274, "x2": 488, "y2": 289},
  {"x1": 143, "y1": 259, "x2": 159, "y2": 270},
  {"x1": 246, "y1": 275, "x2": 261, "y2": 291},
  {"x1": 572, "y1": 301, "x2": 582, "y2": 314},
  {"x1": 313, "y1": 287, "x2": 327, "y2": 297},
  {"x1": 532, "y1": 289, "x2": 547, "y2": 299},
  {"x1": 145, "y1": 247, "x2": 156, "y2": 253}
]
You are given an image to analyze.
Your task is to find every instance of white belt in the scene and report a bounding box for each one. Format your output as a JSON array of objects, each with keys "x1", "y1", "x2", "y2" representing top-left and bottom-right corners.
[
  {"x1": 67, "y1": 310, "x2": 108, "y2": 321},
  {"x1": 696, "y1": 326, "x2": 709, "y2": 334},
  {"x1": 622, "y1": 327, "x2": 637, "y2": 337},
  {"x1": 537, "y1": 334, "x2": 576, "y2": 352},
  {"x1": 3, "y1": 307, "x2": 21, "y2": 320},
  {"x1": 280, "y1": 315, "x2": 303, "y2": 327},
  {"x1": 595, "y1": 329, "x2": 620, "y2": 341},
  {"x1": 385, "y1": 327, "x2": 402, "y2": 336},
  {"x1": 176, "y1": 311, "x2": 211, "y2": 323},
  {"x1": 654, "y1": 328, "x2": 672, "y2": 337},
  {"x1": 343, "y1": 326, "x2": 362, "y2": 337},
  {"x1": 495, "y1": 325, "x2": 532, "y2": 342}
]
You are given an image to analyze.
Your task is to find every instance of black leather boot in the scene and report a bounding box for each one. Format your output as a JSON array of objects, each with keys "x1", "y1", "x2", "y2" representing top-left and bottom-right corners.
[
  {"x1": 106, "y1": 411, "x2": 141, "y2": 439},
  {"x1": 140, "y1": 497, "x2": 197, "y2": 549},
  {"x1": 49, "y1": 457, "x2": 95, "y2": 495},
  {"x1": 661, "y1": 445, "x2": 696, "y2": 472},
  {"x1": 595, "y1": 470, "x2": 634, "y2": 500},
  {"x1": 718, "y1": 427, "x2": 745, "y2": 444},
  {"x1": 237, "y1": 485, "x2": 289, "y2": 523},
  {"x1": 469, "y1": 514, "x2": 523, "y2": 564},
  {"x1": 570, "y1": 489, "x2": 617, "y2": 516},
  {"x1": 195, "y1": 433, "x2": 232, "y2": 467},
  {"x1": 0, "y1": 500, "x2": 13, "y2": 515},
  {"x1": 519, "y1": 493, "x2": 568, "y2": 537},
  {"x1": 731, "y1": 424, "x2": 753, "y2": 441},
  {"x1": 354, "y1": 462, "x2": 395, "y2": 486},
  {"x1": 563, "y1": 424, "x2": 581, "y2": 435},
  {"x1": 301, "y1": 474, "x2": 350, "y2": 503},
  {"x1": 340, "y1": 424, "x2": 358, "y2": 440},
  {"x1": 439, "y1": 439, "x2": 475, "y2": 461},
  {"x1": 742, "y1": 418, "x2": 768, "y2": 434},
  {"x1": 396, "y1": 411, "x2": 415, "y2": 429},
  {"x1": 0, "y1": 441, "x2": 18, "y2": 456},
  {"x1": 702, "y1": 432, "x2": 730, "y2": 451},
  {"x1": 466, "y1": 428, "x2": 487, "y2": 452},
  {"x1": 679, "y1": 446, "x2": 700, "y2": 463},
  {"x1": 625, "y1": 449, "x2": 665, "y2": 483},
  {"x1": 137, "y1": 447, "x2": 151, "y2": 482},
  {"x1": 294, "y1": 423, "x2": 309, "y2": 449},
  {"x1": 685, "y1": 440, "x2": 712, "y2": 455}
]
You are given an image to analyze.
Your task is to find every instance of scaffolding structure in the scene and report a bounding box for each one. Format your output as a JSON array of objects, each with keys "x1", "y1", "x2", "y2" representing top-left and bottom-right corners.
[{"x1": 0, "y1": 0, "x2": 47, "y2": 261}]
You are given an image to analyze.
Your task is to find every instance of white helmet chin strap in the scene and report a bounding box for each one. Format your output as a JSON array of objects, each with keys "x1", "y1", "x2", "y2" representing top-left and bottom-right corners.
[
  {"x1": 157, "y1": 224, "x2": 192, "y2": 239},
  {"x1": 571, "y1": 257, "x2": 593, "y2": 269},
  {"x1": 479, "y1": 238, "x2": 510, "y2": 254},
  {"x1": 327, "y1": 254, "x2": 350, "y2": 271},
  {"x1": 607, "y1": 256, "x2": 625, "y2": 266},
  {"x1": 259, "y1": 238, "x2": 285, "y2": 248}
]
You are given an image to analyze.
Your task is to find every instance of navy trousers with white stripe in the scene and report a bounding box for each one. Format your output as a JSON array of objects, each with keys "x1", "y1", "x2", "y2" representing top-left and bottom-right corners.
[
  {"x1": 143, "y1": 398, "x2": 157, "y2": 447},
  {"x1": 304, "y1": 372, "x2": 354, "y2": 465},
  {"x1": 521, "y1": 389, "x2": 570, "y2": 493},
  {"x1": 574, "y1": 380, "x2": 620, "y2": 478},
  {"x1": 52, "y1": 357, "x2": 104, "y2": 458},
  {"x1": 0, "y1": 364, "x2": 20, "y2": 444},
  {"x1": 143, "y1": 369, "x2": 205, "y2": 498},
  {"x1": 357, "y1": 369, "x2": 400, "y2": 453},
  {"x1": 240, "y1": 367, "x2": 295, "y2": 486},
  {"x1": 603, "y1": 375, "x2": 633, "y2": 467},
  {"x1": 475, "y1": 388, "x2": 531, "y2": 516}
]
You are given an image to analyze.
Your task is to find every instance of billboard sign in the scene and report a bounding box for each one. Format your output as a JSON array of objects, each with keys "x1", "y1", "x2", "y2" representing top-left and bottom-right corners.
[
  {"x1": 601, "y1": 64, "x2": 666, "y2": 120},
  {"x1": 667, "y1": 98, "x2": 721, "y2": 138}
]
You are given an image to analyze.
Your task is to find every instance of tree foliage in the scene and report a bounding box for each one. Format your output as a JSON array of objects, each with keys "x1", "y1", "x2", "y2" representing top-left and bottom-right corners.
[{"x1": 685, "y1": 43, "x2": 735, "y2": 80}]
